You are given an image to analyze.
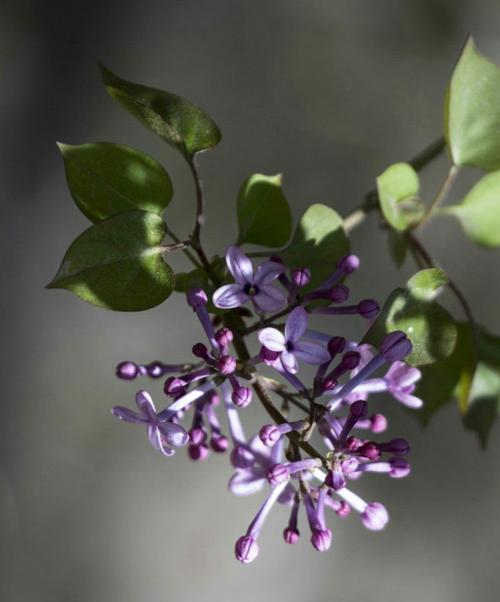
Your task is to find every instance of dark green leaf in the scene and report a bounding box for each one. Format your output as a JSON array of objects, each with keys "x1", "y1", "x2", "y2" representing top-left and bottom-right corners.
[
  {"x1": 236, "y1": 174, "x2": 292, "y2": 247},
  {"x1": 281, "y1": 204, "x2": 349, "y2": 288},
  {"x1": 99, "y1": 63, "x2": 221, "y2": 157},
  {"x1": 47, "y1": 211, "x2": 174, "y2": 311},
  {"x1": 58, "y1": 142, "x2": 173, "y2": 223},
  {"x1": 440, "y1": 170, "x2": 500, "y2": 247},
  {"x1": 445, "y1": 36, "x2": 500, "y2": 170},
  {"x1": 376, "y1": 163, "x2": 424, "y2": 231},
  {"x1": 174, "y1": 268, "x2": 210, "y2": 293},
  {"x1": 387, "y1": 230, "x2": 408, "y2": 268}
]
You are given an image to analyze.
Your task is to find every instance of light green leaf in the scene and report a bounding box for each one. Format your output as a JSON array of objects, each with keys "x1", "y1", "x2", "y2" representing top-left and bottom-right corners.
[
  {"x1": 406, "y1": 268, "x2": 448, "y2": 301},
  {"x1": 445, "y1": 36, "x2": 500, "y2": 170},
  {"x1": 281, "y1": 203, "x2": 349, "y2": 288},
  {"x1": 47, "y1": 211, "x2": 174, "y2": 311},
  {"x1": 376, "y1": 163, "x2": 423, "y2": 231},
  {"x1": 99, "y1": 63, "x2": 221, "y2": 157},
  {"x1": 363, "y1": 270, "x2": 457, "y2": 366},
  {"x1": 58, "y1": 142, "x2": 173, "y2": 223},
  {"x1": 236, "y1": 174, "x2": 292, "y2": 247},
  {"x1": 441, "y1": 170, "x2": 500, "y2": 247}
]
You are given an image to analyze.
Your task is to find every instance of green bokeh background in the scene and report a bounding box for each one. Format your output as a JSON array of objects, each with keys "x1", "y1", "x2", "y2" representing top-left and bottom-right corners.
[{"x1": 1, "y1": 1, "x2": 499, "y2": 600}]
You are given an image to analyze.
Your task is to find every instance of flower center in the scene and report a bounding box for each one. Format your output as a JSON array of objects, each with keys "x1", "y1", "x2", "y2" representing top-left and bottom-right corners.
[{"x1": 243, "y1": 283, "x2": 259, "y2": 296}]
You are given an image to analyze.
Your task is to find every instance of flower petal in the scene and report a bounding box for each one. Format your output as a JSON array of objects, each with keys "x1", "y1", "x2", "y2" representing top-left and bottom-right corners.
[
  {"x1": 253, "y1": 285, "x2": 287, "y2": 312},
  {"x1": 258, "y1": 327, "x2": 286, "y2": 352},
  {"x1": 148, "y1": 425, "x2": 175, "y2": 456},
  {"x1": 111, "y1": 406, "x2": 147, "y2": 424},
  {"x1": 386, "y1": 361, "x2": 421, "y2": 388},
  {"x1": 294, "y1": 341, "x2": 331, "y2": 365},
  {"x1": 281, "y1": 350, "x2": 298, "y2": 374},
  {"x1": 213, "y1": 284, "x2": 248, "y2": 309},
  {"x1": 136, "y1": 390, "x2": 157, "y2": 420},
  {"x1": 254, "y1": 261, "x2": 285, "y2": 285},
  {"x1": 395, "y1": 391, "x2": 423, "y2": 409},
  {"x1": 285, "y1": 306, "x2": 308, "y2": 343},
  {"x1": 226, "y1": 246, "x2": 253, "y2": 284},
  {"x1": 158, "y1": 421, "x2": 189, "y2": 447},
  {"x1": 228, "y1": 468, "x2": 266, "y2": 496}
]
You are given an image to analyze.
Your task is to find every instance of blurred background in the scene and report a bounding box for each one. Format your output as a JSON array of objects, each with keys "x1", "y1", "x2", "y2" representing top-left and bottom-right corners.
[{"x1": 1, "y1": 1, "x2": 500, "y2": 600}]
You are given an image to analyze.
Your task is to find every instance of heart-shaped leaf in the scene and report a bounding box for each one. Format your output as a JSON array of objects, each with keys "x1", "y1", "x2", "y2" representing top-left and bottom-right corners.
[
  {"x1": 99, "y1": 63, "x2": 221, "y2": 158},
  {"x1": 58, "y1": 142, "x2": 173, "y2": 223},
  {"x1": 440, "y1": 170, "x2": 500, "y2": 247},
  {"x1": 386, "y1": 230, "x2": 408, "y2": 268},
  {"x1": 406, "y1": 268, "x2": 448, "y2": 302},
  {"x1": 376, "y1": 162, "x2": 423, "y2": 231},
  {"x1": 236, "y1": 174, "x2": 292, "y2": 247},
  {"x1": 47, "y1": 211, "x2": 174, "y2": 311},
  {"x1": 281, "y1": 204, "x2": 349, "y2": 288},
  {"x1": 445, "y1": 37, "x2": 500, "y2": 170}
]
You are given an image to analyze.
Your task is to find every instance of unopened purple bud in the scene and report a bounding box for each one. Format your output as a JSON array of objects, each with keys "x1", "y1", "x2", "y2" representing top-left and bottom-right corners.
[
  {"x1": 381, "y1": 438, "x2": 410, "y2": 456},
  {"x1": 325, "y1": 470, "x2": 346, "y2": 491},
  {"x1": 361, "y1": 502, "x2": 389, "y2": 531},
  {"x1": 259, "y1": 424, "x2": 281, "y2": 447},
  {"x1": 345, "y1": 436, "x2": 363, "y2": 452},
  {"x1": 211, "y1": 435, "x2": 229, "y2": 453},
  {"x1": 341, "y1": 351, "x2": 361, "y2": 371},
  {"x1": 260, "y1": 345, "x2": 280, "y2": 363},
  {"x1": 329, "y1": 284, "x2": 350, "y2": 304},
  {"x1": 230, "y1": 445, "x2": 254, "y2": 468},
  {"x1": 292, "y1": 267, "x2": 311, "y2": 288},
  {"x1": 389, "y1": 457, "x2": 411, "y2": 478},
  {"x1": 370, "y1": 413, "x2": 388, "y2": 433},
  {"x1": 235, "y1": 535, "x2": 259, "y2": 564},
  {"x1": 189, "y1": 427, "x2": 207, "y2": 445},
  {"x1": 380, "y1": 331, "x2": 412, "y2": 361},
  {"x1": 116, "y1": 361, "x2": 138, "y2": 380},
  {"x1": 218, "y1": 355, "x2": 236, "y2": 376},
  {"x1": 337, "y1": 254, "x2": 360, "y2": 274},
  {"x1": 340, "y1": 457, "x2": 359, "y2": 474},
  {"x1": 357, "y1": 299, "x2": 380, "y2": 319},
  {"x1": 215, "y1": 328, "x2": 234, "y2": 348},
  {"x1": 267, "y1": 463, "x2": 290, "y2": 486},
  {"x1": 186, "y1": 287, "x2": 208, "y2": 308},
  {"x1": 336, "y1": 501, "x2": 351, "y2": 518},
  {"x1": 192, "y1": 342, "x2": 208, "y2": 358},
  {"x1": 232, "y1": 386, "x2": 252, "y2": 408},
  {"x1": 328, "y1": 336, "x2": 346, "y2": 357},
  {"x1": 164, "y1": 377, "x2": 186, "y2": 397},
  {"x1": 322, "y1": 376, "x2": 337, "y2": 391},
  {"x1": 358, "y1": 441, "x2": 381, "y2": 461},
  {"x1": 188, "y1": 443, "x2": 209, "y2": 461},
  {"x1": 283, "y1": 527, "x2": 300, "y2": 544},
  {"x1": 350, "y1": 399, "x2": 368, "y2": 418},
  {"x1": 146, "y1": 362, "x2": 164, "y2": 378},
  {"x1": 311, "y1": 528, "x2": 332, "y2": 552}
]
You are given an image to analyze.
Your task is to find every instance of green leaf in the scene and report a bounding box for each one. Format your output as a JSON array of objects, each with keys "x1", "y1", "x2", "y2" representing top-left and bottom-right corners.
[
  {"x1": 363, "y1": 270, "x2": 457, "y2": 366},
  {"x1": 281, "y1": 204, "x2": 349, "y2": 288},
  {"x1": 236, "y1": 174, "x2": 292, "y2": 247},
  {"x1": 387, "y1": 230, "x2": 408, "y2": 268},
  {"x1": 99, "y1": 63, "x2": 221, "y2": 157},
  {"x1": 440, "y1": 170, "x2": 500, "y2": 247},
  {"x1": 47, "y1": 211, "x2": 174, "y2": 311},
  {"x1": 406, "y1": 268, "x2": 448, "y2": 302},
  {"x1": 445, "y1": 36, "x2": 500, "y2": 170},
  {"x1": 376, "y1": 163, "x2": 423, "y2": 231},
  {"x1": 174, "y1": 268, "x2": 210, "y2": 293},
  {"x1": 58, "y1": 142, "x2": 173, "y2": 223}
]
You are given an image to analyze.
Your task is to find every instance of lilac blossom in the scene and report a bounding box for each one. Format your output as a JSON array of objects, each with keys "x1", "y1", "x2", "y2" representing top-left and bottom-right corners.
[
  {"x1": 213, "y1": 246, "x2": 287, "y2": 312},
  {"x1": 258, "y1": 306, "x2": 330, "y2": 373}
]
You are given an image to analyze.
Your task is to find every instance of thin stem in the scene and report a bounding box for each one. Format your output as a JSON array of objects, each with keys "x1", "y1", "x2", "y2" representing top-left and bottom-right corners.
[
  {"x1": 164, "y1": 224, "x2": 201, "y2": 268},
  {"x1": 159, "y1": 241, "x2": 191, "y2": 253},
  {"x1": 240, "y1": 301, "x2": 300, "y2": 336},
  {"x1": 418, "y1": 165, "x2": 460, "y2": 227}
]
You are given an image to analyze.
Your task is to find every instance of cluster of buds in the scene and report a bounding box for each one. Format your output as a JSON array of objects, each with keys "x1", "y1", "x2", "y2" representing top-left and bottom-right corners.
[{"x1": 112, "y1": 245, "x2": 422, "y2": 563}]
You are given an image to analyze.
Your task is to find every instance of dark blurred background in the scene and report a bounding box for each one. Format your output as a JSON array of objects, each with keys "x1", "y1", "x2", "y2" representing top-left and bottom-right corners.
[{"x1": 1, "y1": 1, "x2": 500, "y2": 600}]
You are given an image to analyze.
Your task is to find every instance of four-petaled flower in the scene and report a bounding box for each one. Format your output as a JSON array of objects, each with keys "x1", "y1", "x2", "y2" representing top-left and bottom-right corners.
[
  {"x1": 213, "y1": 246, "x2": 287, "y2": 312},
  {"x1": 112, "y1": 390, "x2": 189, "y2": 456},
  {"x1": 258, "y1": 306, "x2": 330, "y2": 373}
]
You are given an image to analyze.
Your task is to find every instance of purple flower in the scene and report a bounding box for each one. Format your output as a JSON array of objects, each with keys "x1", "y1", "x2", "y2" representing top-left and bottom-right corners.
[
  {"x1": 213, "y1": 246, "x2": 287, "y2": 312},
  {"x1": 112, "y1": 390, "x2": 189, "y2": 456},
  {"x1": 258, "y1": 307, "x2": 330, "y2": 374},
  {"x1": 384, "y1": 361, "x2": 423, "y2": 408}
]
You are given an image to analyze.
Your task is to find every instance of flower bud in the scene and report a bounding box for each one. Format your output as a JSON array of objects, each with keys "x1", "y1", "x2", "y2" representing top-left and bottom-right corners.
[
  {"x1": 116, "y1": 361, "x2": 138, "y2": 380},
  {"x1": 381, "y1": 438, "x2": 410, "y2": 456},
  {"x1": 389, "y1": 457, "x2": 411, "y2": 478},
  {"x1": 192, "y1": 342, "x2": 208, "y2": 358},
  {"x1": 163, "y1": 377, "x2": 186, "y2": 397},
  {"x1": 259, "y1": 424, "x2": 281, "y2": 447},
  {"x1": 188, "y1": 443, "x2": 209, "y2": 461},
  {"x1": 267, "y1": 463, "x2": 290, "y2": 486},
  {"x1": 340, "y1": 457, "x2": 359, "y2": 474},
  {"x1": 292, "y1": 267, "x2": 311, "y2": 289},
  {"x1": 186, "y1": 287, "x2": 208, "y2": 308},
  {"x1": 211, "y1": 435, "x2": 229, "y2": 453},
  {"x1": 335, "y1": 501, "x2": 351, "y2": 518},
  {"x1": 350, "y1": 399, "x2": 368, "y2": 418},
  {"x1": 380, "y1": 331, "x2": 412, "y2": 361},
  {"x1": 260, "y1": 345, "x2": 280, "y2": 363},
  {"x1": 145, "y1": 362, "x2": 164, "y2": 378},
  {"x1": 325, "y1": 470, "x2": 346, "y2": 491},
  {"x1": 215, "y1": 327, "x2": 234, "y2": 349},
  {"x1": 357, "y1": 299, "x2": 380, "y2": 319},
  {"x1": 232, "y1": 386, "x2": 252, "y2": 408},
  {"x1": 361, "y1": 502, "x2": 389, "y2": 531},
  {"x1": 345, "y1": 436, "x2": 362, "y2": 451},
  {"x1": 329, "y1": 284, "x2": 350, "y2": 304},
  {"x1": 217, "y1": 355, "x2": 236, "y2": 376},
  {"x1": 370, "y1": 413, "x2": 388, "y2": 433},
  {"x1": 358, "y1": 441, "x2": 381, "y2": 461},
  {"x1": 189, "y1": 427, "x2": 207, "y2": 445},
  {"x1": 283, "y1": 527, "x2": 300, "y2": 544},
  {"x1": 311, "y1": 528, "x2": 332, "y2": 552},
  {"x1": 327, "y1": 336, "x2": 346, "y2": 357},
  {"x1": 235, "y1": 535, "x2": 259, "y2": 564},
  {"x1": 337, "y1": 254, "x2": 360, "y2": 274},
  {"x1": 341, "y1": 351, "x2": 360, "y2": 371}
]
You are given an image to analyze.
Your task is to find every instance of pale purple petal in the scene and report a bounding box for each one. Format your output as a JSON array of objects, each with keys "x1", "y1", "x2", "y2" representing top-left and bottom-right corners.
[
  {"x1": 258, "y1": 327, "x2": 286, "y2": 352},
  {"x1": 277, "y1": 483, "x2": 297, "y2": 506},
  {"x1": 253, "y1": 285, "x2": 287, "y2": 312},
  {"x1": 294, "y1": 341, "x2": 331, "y2": 365},
  {"x1": 254, "y1": 261, "x2": 286, "y2": 286},
  {"x1": 228, "y1": 469, "x2": 266, "y2": 496},
  {"x1": 111, "y1": 406, "x2": 148, "y2": 424},
  {"x1": 281, "y1": 350, "x2": 298, "y2": 374},
  {"x1": 395, "y1": 391, "x2": 423, "y2": 409},
  {"x1": 285, "y1": 307, "x2": 308, "y2": 343},
  {"x1": 226, "y1": 246, "x2": 253, "y2": 284},
  {"x1": 386, "y1": 361, "x2": 421, "y2": 387},
  {"x1": 158, "y1": 421, "x2": 189, "y2": 447},
  {"x1": 148, "y1": 425, "x2": 175, "y2": 456},
  {"x1": 213, "y1": 284, "x2": 248, "y2": 308},
  {"x1": 136, "y1": 390, "x2": 157, "y2": 420}
]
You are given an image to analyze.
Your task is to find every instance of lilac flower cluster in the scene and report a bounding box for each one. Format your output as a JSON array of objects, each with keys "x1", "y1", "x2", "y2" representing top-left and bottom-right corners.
[{"x1": 112, "y1": 245, "x2": 422, "y2": 563}]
